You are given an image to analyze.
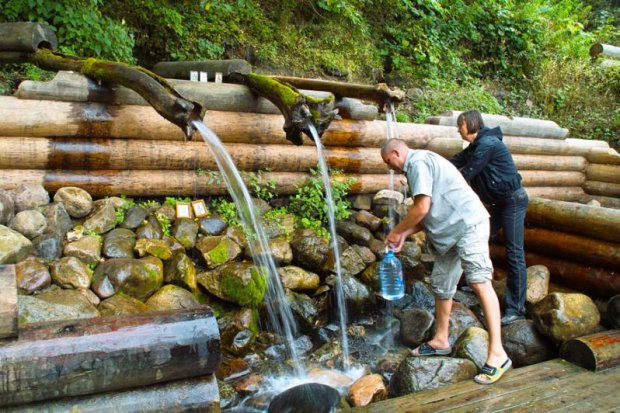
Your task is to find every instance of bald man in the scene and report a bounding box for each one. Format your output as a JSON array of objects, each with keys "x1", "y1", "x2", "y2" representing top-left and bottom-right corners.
[{"x1": 381, "y1": 139, "x2": 510, "y2": 385}]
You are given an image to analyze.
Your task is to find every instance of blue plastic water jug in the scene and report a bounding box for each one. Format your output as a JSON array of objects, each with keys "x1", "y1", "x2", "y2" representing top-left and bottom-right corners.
[{"x1": 379, "y1": 247, "x2": 404, "y2": 300}]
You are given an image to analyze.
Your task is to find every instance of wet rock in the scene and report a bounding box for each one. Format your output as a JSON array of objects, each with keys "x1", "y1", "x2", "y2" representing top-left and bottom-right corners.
[
  {"x1": 41, "y1": 202, "x2": 73, "y2": 238},
  {"x1": 265, "y1": 335, "x2": 314, "y2": 360},
  {"x1": 83, "y1": 201, "x2": 116, "y2": 234},
  {"x1": 532, "y1": 292, "x2": 600, "y2": 343},
  {"x1": 351, "y1": 194, "x2": 373, "y2": 210},
  {"x1": 389, "y1": 356, "x2": 477, "y2": 396},
  {"x1": 453, "y1": 326, "x2": 489, "y2": 370},
  {"x1": 290, "y1": 229, "x2": 330, "y2": 273},
  {"x1": 172, "y1": 217, "x2": 198, "y2": 249},
  {"x1": 278, "y1": 265, "x2": 320, "y2": 291},
  {"x1": 307, "y1": 368, "x2": 354, "y2": 390},
  {"x1": 98, "y1": 293, "x2": 149, "y2": 316},
  {"x1": 146, "y1": 284, "x2": 200, "y2": 311},
  {"x1": 103, "y1": 228, "x2": 136, "y2": 258},
  {"x1": 9, "y1": 210, "x2": 47, "y2": 239},
  {"x1": 76, "y1": 287, "x2": 100, "y2": 306},
  {"x1": 225, "y1": 226, "x2": 246, "y2": 246},
  {"x1": 405, "y1": 281, "x2": 436, "y2": 313},
  {"x1": 349, "y1": 374, "x2": 388, "y2": 407},
  {"x1": 351, "y1": 245, "x2": 376, "y2": 266},
  {"x1": 397, "y1": 242, "x2": 422, "y2": 274},
  {"x1": 120, "y1": 206, "x2": 148, "y2": 229},
  {"x1": 91, "y1": 256, "x2": 164, "y2": 301},
  {"x1": 527, "y1": 265, "x2": 550, "y2": 305},
  {"x1": 0, "y1": 190, "x2": 15, "y2": 225},
  {"x1": 196, "y1": 236, "x2": 242, "y2": 269},
  {"x1": 53, "y1": 187, "x2": 93, "y2": 218},
  {"x1": 198, "y1": 216, "x2": 227, "y2": 236},
  {"x1": 164, "y1": 252, "x2": 198, "y2": 292},
  {"x1": 0, "y1": 225, "x2": 35, "y2": 264},
  {"x1": 217, "y1": 379, "x2": 240, "y2": 410},
  {"x1": 338, "y1": 246, "x2": 367, "y2": 276},
  {"x1": 13, "y1": 183, "x2": 49, "y2": 212},
  {"x1": 502, "y1": 319, "x2": 555, "y2": 367},
  {"x1": 155, "y1": 203, "x2": 175, "y2": 220},
  {"x1": 453, "y1": 289, "x2": 480, "y2": 309},
  {"x1": 328, "y1": 273, "x2": 371, "y2": 315},
  {"x1": 245, "y1": 236, "x2": 293, "y2": 265},
  {"x1": 63, "y1": 235, "x2": 102, "y2": 264},
  {"x1": 31, "y1": 231, "x2": 63, "y2": 261},
  {"x1": 49, "y1": 256, "x2": 93, "y2": 289},
  {"x1": 233, "y1": 373, "x2": 263, "y2": 395},
  {"x1": 359, "y1": 262, "x2": 381, "y2": 292},
  {"x1": 268, "y1": 383, "x2": 342, "y2": 413},
  {"x1": 353, "y1": 210, "x2": 382, "y2": 232},
  {"x1": 134, "y1": 238, "x2": 172, "y2": 260},
  {"x1": 163, "y1": 235, "x2": 186, "y2": 255},
  {"x1": 445, "y1": 302, "x2": 484, "y2": 346},
  {"x1": 336, "y1": 220, "x2": 373, "y2": 246},
  {"x1": 15, "y1": 256, "x2": 50, "y2": 294},
  {"x1": 135, "y1": 214, "x2": 163, "y2": 239},
  {"x1": 372, "y1": 190, "x2": 404, "y2": 219},
  {"x1": 399, "y1": 308, "x2": 434, "y2": 347},
  {"x1": 287, "y1": 290, "x2": 318, "y2": 332},
  {"x1": 216, "y1": 358, "x2": 251, "y2": 381},
  {"x1": 263, "y1": 213, "x2": 295, "y2": 238},
  {"x1": 197, "y1": 262, "x2": 267, "y2": 306},
  {"x1": 18, "y1": 288, "x2": 99, "y2": 325},
  {"x1": 218, "y1": 307, "x2": 258, "y2": 356},
  {"x1": 368, "y1": 238, "x2": 387, "y2": 259}
]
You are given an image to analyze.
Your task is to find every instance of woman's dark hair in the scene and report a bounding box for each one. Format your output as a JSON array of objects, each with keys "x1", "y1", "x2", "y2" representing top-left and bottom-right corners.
[{"x1": 457, "y1": 110, "x2": 485, "y2": 134}]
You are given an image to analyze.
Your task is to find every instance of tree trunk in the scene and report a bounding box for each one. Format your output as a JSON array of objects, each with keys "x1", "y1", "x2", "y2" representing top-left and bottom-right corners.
[
  {"x1": 526, "y1": 197, "x2": 620, "y2": 243},
  {"x1": 15, "y1": 71, "x2": 379, "y2": 121},
  {"x1": 584, "y1": 181, "x2": 620, "y2": 198},
  {"x1": 560, "y1": 330, "x2": 620, "y2": 371},
  {"x1": 0, "y1": 169, "x2": 405, "y2": 197},
  {"x1": 152, "y1": 59, "x2": 252, "y2": 80},
  {"x1": 0, "y1": 49, "x2": 204, "y2": 139},
  {"x1": 522, "y1": 227, "x2": 620, "y2": 270},
  {"x1": 0, "y1": 307, "x2": 221, "y2": 407},
  {"x1": 426, "y1": 113, "x2": 568, "y2": 139},
  {"x1": 586, "y1": 164, "x2": 620, "y2": 184},
  {"x1": 3, "y1": 375, "x2": 220, "y2": 413},
  {"x1": 0, "y1": 22, "x2": 57, "y2": 52},
  {"x1": 0, "y1": 265, "x2": 17, "y2": 339},
  {"x1": 490, "y1": 244, "x2": 620, "y2": 297}
]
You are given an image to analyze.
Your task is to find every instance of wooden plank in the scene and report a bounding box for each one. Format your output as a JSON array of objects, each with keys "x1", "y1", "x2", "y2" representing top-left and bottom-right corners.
[{"x1": 0, "y1": 265, "x2": 17, "y2": 339}]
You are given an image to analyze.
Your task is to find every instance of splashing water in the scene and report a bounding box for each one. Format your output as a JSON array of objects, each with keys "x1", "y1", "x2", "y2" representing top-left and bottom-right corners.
[
  {"x1": 307, "y1": 123, "x2": 350, "y2": 368},
  {"x1": 192, "y1": 120, "x2": 304, "y2": 376}
]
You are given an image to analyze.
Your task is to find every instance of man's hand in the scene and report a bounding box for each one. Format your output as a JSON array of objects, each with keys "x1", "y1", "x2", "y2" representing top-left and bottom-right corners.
[{"x1": 386, "y1": 230, "x2": 406, "y2": 253}]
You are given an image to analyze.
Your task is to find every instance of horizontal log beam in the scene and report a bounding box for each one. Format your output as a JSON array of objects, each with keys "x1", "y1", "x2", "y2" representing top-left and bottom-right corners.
[
  {"x1": 524, "y1": 187, "x2": 586, "y2": 202},
  {"x1": 584, "y1": 181, "x2": 620, "y2": 198},
  {"x1": 490, "y1": 244, "x2": 620, "y2": 297},
  {"x1": 560, "y1": 330, "x2": 620, "y2": 371},
  {"x1": 585, "y1": 195, "x2": 620, "y2": 209},
  {"x1": 152, "y1": 59, "x2": 252, "y2": 80},
  {"x1": 520, "y1": 171, "x2": 584, "y2": 187},
  {"x1": 526, "y1": 197, "x2": 620, "y2": 243},
  {"x1": 0, "y1": 169, "x2": 406, "y2": 197},
  {"x1": 586, "y1": 164, "x2": 620, "y2": 184},
  {"x1": 0, "y1": 265, "x2": 17, "y2": 339},
  {"x1": 523, "y1": 227, "x2": 620, "y2": 270},
  {"x1": 0, "y1": 307, "x2": 221, "y2": 406}
]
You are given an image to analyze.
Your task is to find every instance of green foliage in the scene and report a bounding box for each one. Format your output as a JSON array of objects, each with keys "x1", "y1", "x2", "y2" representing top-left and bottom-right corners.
[
  {"x1": 0, "y1": 0, "x2": 135, "y2": 63},
  {"x1": 288, "y1": 166, "x2": 355, "y2": 238},
  {"x1": 83, "y1": 229, "x2": 103, "y2": 242},
  {"x1": 247, "y1": 169, "x2": 278, "y2": 202},
  {"x1": 155, "y1": 212, "x2": 171, "y2": 237},
  {"x1": 211, "y1": 198, "x2": 240, "y2": 227},
  {"x1": 138, "y1": 199, "x2": 160, "y2": 210},
  {"x1": 164, "y1": 196, "x2": 191, "y2": 207}
]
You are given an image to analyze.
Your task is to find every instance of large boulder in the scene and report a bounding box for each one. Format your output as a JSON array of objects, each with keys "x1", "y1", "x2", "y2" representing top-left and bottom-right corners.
[
  {"x1": 18, "y1": 287, "x2": 100, "y2": 325},
  {"x1": 502, "y1": 319, "x2": 555, "y2": 367},
  {"x1": 453, "y1": 326, "x2": 489, "y2": 370},
  {"x1": 0, "y1": 225, "x2": 35, "y2": 264},
  {"x1": 268, "y1": 383, "x2": 342, "y2": 413},
  {"x1": 53, "y1": 186, "x2": 93, "y2": 218},
  {"x1": 91, "y1": 256, "x2": 164, "y2": 301},
  {"x1": 389, "y1": 356, "x2": 477, "y2": 396},
  {"x1": 197, "y1": 261, "x2": 267, "y2": 306},
  {"x1": 532, "y1": 292, "x2": 600, "y2": 343}
]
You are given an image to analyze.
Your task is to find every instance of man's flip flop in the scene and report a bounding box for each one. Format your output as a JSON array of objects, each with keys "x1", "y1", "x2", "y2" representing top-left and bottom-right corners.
[
  {"x1": 410, "y1": 342, "x2": 452, "y2": 356},
  {"x1": 474, "y1": 358, "x2": 512, "y2": 384}
]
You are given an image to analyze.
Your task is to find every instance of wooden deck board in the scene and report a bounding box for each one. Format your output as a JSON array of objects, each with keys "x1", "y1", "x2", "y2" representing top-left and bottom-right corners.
[{"x1": 348, "y1": 359, "x2": 620, "y2": 412}]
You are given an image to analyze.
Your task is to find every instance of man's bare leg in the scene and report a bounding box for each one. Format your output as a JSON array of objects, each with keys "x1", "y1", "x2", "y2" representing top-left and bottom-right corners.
[{"x1": 470, "y1": 280, "x2": 508, "y2": 367}]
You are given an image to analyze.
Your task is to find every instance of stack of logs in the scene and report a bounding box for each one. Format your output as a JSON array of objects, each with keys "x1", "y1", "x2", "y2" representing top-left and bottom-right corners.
[{"x1": 0, "y1": 71, "x2": 619, "y2": 209}]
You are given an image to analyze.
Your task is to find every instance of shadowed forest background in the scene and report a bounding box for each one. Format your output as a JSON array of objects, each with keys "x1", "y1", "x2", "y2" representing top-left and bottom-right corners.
[{"x1": 0, "y1": 0, "x2": 618, "y2": 148}]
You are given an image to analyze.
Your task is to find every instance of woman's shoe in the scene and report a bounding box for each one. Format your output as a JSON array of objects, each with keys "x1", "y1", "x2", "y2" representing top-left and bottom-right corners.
[
  {"x1": 410, "y1": 342, "x2": 452, "y2": 356},
  {"x1": 501, "y1": 314, "x2": 525, "y2": 325}
]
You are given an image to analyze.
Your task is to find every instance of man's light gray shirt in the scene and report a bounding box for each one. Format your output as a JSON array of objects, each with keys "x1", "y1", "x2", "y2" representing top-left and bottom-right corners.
[{"x1": 403, "y1": 149, "x2": 489, "y2": 254}]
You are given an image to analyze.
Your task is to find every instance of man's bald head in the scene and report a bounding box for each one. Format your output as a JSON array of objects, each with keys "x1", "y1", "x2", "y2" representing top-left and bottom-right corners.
[
  {"x1": 381, "y1": 139, "x2": 410, "y2": 173},
  {"x1": 381, "y1": 139, "x2": 409, "y2": 158}
]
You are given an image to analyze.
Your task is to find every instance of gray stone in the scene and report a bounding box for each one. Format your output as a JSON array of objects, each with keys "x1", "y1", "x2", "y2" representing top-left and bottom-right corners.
[
  {"x1": 0, "y1": 225, "x2": 35, "y2": 264},
  {"x1": 9, "y1": 210, "x2": 47, "y2": 239},
  {"x1": 83, "y1": 201, "x2": 116, "y2": 234},
  {"x1": 32, "y1": 231, "x2": 63, "y2": 261},
  {"x1": 453, "y1": 326, "x2": 489, "y2": 370},
  {"x1": 53, "y1": 186, "x2": 93, "y2": 218},
  {"x1": 13, "y1": 183, "x2": 49, "y2": 212},
  {"x1": 18, "y1": 288, "x2": 99, "y2": 325},
  {"x1": 120, "y1": 206, "x2": 148, "y2": 229},
  {"x1": 399, "y1": 308, "x2": 434, "y2": 347},
  {"x1": 172, "y1": 217, "x2": 199, "y2": 249},
  {"x1": 0, "y1": 191, "x2": 15, "y2": 225},
  {"x1": 502, "y1": 319, "x2": 555, "y2": 367},
  {"x1": 198, "y1": 216, "x2": 227, "y2": 236},
  {"x1": 63, "y1": 235, "x2": 102, "y2": 264},
  {"x1": 389, "y1": 356, "x2": 477, "y2": 396},
  {"x1": 103, "y1": 228, "x2": 136, "y2": 258}
]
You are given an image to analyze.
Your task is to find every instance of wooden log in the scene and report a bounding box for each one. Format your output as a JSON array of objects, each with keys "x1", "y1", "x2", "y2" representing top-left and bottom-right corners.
[
  {"x1": 523, "y1": 227, "x2": 620, "y2": 270},
  {"x1": 520, "y1": 171, "x2": 585, "y2": 187},
  {"x1": 0, "y1": 265, "x2": 17, "y2": 339},
  {"x1": 608, "y1": 295, "x2": 620, "y2": 328},
  {"x1": 0, "y1": 96, "x2": 443, "y2": 147},
  {"x1": 0, "y1": 169, "x2": 405, "y2": 197},
  {"x1": 590, "y1": 43, "x2": 620, "y2": 59},
  {"x1": 584, "y1": 181, "x2": 620, "y2": 198},
  {"x1": 585, "y1": 147, "x2": 620, "y2": 165},
  {"x1": 0, "y1": 307, "x2": 221, "y2": 406},
  {"x1": 524, "y1": 187, "x2": 586, "y2": 202},
  {"x1": 586, "y1": 164, "x2": 620, "y2": 184},
  {"x1": 512, "y1": 155, "x2": 586, "y2": 172},
  {"x1": 0, "y1": 137, "x2": 388, "y2": 173},
  {"x1": 585, "y1": 195, "x2": 620, "y2": 209},
  {"x1": 0, "y1": 22, "x2": 57, "y2": 52},
  {"x1": 490, "y1": 244, "x2": 620, "y2": 297},
  {"x1": 425, "y1": 112, "x2": 569, "y2": 139},
  {"x1": 15, "y1": 71, "x2": 378, "y2": 120},
  {"x1": 560, "y1": 330, "x2": 620, "y2": 371},
  {"x1": 3, "y1": 375, "x2": 220, "y2": 412},
  {"x1": 526, "y1": 197, "x2": 620, "y2": 243},
  {"x1": 152, "y1": 59, "x2": 252, "y2": 80}
]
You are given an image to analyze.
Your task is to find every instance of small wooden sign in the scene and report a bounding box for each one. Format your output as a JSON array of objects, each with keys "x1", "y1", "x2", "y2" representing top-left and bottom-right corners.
[
  {"x1": 176, "y1": 202, "x2": 193, "y2": 219},
  {"x1": 191, "y1": 199, "x2": 209, "y2": 218}
]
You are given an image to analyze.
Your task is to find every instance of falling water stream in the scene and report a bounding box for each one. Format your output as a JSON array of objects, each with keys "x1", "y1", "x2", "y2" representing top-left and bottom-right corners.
[{"x1": 192, "y1": 120, "x2": 304, "y2": 376}]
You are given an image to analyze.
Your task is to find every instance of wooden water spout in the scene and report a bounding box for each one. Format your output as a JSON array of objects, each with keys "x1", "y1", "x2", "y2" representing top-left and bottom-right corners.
[{"x1": 0, "y1": 22, "x2": 205, "y2": 140}]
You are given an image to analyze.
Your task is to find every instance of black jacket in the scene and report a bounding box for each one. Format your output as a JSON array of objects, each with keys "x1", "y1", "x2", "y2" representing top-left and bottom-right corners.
[{"x1": 450, "y1": 126, "x2": 522, "y2": 204}]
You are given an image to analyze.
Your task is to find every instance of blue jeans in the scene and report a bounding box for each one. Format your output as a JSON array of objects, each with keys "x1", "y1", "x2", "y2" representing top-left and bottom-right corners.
[{"x1": 490, "y1": 187, "x2": 528, "y2": 316}]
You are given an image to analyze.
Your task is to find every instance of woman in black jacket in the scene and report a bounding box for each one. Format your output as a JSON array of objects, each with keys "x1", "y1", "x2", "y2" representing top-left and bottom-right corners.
[{"x1": 451, "y1": 110, "x2": 528, "y2": 325}]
